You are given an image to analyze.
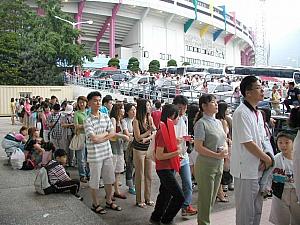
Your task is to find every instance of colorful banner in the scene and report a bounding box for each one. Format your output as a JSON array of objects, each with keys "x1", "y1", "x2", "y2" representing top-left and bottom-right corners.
[
  {"x1": 213, "y1": 29, "x2": 223, "y2": 41},
  {"x1": 184, "y1": 19, "x2": 194, "y2": 33},
  {"x1": 200, "y1": 24, "x2": 210, "y2": 37}
]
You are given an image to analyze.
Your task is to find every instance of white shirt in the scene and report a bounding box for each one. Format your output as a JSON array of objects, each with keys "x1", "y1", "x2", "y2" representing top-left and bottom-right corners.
[
  {"x1": 231, "y1": 103, "x2": 266, "y2": 179},
  {"x1": 174, "y1": 115, "x2": 189, "y2": 164}
]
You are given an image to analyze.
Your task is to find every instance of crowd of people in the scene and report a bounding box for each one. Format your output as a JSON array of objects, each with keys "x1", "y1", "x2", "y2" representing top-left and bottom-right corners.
[{"x1": 4, "y1": 75, "x2": 300, "y2": 225}]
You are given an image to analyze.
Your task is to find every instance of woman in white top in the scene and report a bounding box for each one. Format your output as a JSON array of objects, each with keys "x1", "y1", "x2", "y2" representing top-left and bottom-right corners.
[{"x1": 122, "y1": 103, "x2": 136, "y2": 195}]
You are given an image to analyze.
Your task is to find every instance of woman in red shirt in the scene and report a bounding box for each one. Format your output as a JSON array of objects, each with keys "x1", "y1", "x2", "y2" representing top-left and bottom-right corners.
[{"x1": 150, "y1": 104, "x2": 185, "y2": 225}]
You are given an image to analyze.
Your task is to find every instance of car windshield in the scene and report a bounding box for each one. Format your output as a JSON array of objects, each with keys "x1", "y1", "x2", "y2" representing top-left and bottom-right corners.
[
  {"x1": 128, "y1": 77, "x2": 140, "y2": 83},
  {"x1": 207, "y1": 84, "x2": 217, "y2": 93}
]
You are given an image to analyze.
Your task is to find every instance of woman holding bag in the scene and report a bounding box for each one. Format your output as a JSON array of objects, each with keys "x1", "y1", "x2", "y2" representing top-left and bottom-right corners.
[
  {"x1": 150, "y1": 104, "x2": 185, "y2": 225},
  {"x1": 73, "y1": 96, "x2": 90, "y2": 183}
]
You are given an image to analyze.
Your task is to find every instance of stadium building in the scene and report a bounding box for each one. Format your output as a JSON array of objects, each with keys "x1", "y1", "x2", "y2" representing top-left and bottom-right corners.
[{"x1": 28, "y1": 0, "x2": 255, "y2": 70}]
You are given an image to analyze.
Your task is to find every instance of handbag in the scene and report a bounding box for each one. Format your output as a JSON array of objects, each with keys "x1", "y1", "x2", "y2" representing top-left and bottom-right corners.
[
  {"x1": 69, "y1": 133, "x2": 85, "y2": 151},
  {"x1": 146, "y1": 135, "x2": 156, "y2": 161}
]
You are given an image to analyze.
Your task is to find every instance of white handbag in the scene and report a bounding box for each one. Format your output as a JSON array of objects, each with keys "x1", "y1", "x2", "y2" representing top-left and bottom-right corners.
[{"x1": 69, "y1": 134, "x2": 85, "y2": 151}]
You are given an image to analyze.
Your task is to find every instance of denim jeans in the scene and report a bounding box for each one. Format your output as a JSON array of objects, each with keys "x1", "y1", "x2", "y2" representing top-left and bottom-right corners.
[
  {"x1": 179, "y1": 162, "x2": 193, "y2": 208},
  {"x1": 150, "y1": 169, "x2": 185, "y2": 224},
  {"x1": 75, "y1": 147, "x2": 90, "y2": 178}
]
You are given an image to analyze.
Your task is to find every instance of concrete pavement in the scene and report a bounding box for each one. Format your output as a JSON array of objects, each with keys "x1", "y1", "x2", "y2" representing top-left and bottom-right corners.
[{"x1": 0, "y1": 117, "x2": 272, "y2": 225}]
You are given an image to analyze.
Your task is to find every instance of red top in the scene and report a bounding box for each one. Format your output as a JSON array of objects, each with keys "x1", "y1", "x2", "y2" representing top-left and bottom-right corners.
[
  {"x1": 155, "y1": 130, "x2": 172, "y2": 170},
  {"x1": 151, "y1": 110, "x2": 162, "y2": 129},
  {"x1": 155, "y1": 120, "x2": 180, "y2": 172}
]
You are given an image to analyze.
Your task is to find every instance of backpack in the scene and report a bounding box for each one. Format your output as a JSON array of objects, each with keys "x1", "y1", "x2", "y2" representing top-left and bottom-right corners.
[{"x1": 34, "y1": 161, "x2": 59, "y2": 195}]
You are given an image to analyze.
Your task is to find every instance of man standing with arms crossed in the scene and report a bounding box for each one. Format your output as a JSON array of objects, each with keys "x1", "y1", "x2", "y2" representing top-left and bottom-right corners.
[
  {"x1": 231, "y1": 76, "x2": 273, "y2": 225},
  {"x1": 84, "y1": 91, "x2": 122, "y2": 214}
]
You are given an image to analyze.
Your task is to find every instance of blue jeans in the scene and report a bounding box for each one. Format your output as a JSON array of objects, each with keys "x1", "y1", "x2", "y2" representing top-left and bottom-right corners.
[
  {"x1": 75, "y1": 148, "x2": 90, "y2": 178},
  {"x1": 151, "y1": 169, "x2": 185, "y2": 224},
  {"x1": 179, "y1": 161, "x2": 193, "y2": 208}
]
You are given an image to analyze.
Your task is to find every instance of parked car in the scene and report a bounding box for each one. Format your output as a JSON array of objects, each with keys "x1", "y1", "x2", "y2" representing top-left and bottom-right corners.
[
  {"x1": 155, "y1": 78, "x2": 191, "y2": 98},
  {"x1": 119, "y1": 76, "x2": 155, "y2": 96},
  {"x1": 183, "y1": 82, "x2": 234, "y2": 103}
]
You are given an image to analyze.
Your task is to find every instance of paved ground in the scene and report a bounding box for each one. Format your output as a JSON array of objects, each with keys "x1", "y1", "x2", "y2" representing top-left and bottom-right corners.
[{"x1": 0, "y1": 117, "x2": 273, "y2": 225}]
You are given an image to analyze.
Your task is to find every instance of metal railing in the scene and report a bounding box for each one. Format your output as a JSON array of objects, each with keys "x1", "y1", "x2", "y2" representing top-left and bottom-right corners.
[{"x1": 66, "y1": 76, "x2": 239, "y2": 110}]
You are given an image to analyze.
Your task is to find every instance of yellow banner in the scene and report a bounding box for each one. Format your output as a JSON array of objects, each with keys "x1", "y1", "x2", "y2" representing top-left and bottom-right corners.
[{"x1": 200, "y1": 24, "x2": 210, "y2": 37}]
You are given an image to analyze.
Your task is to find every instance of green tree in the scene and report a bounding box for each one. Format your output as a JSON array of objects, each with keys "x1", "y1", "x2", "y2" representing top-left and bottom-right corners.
[
  {"x1": 167, "y1": 59, "x2": 177, "y2": 67},
  {"x1": 148, "y1": 60, "x2": 160, "y2": 73},
  {"x1": 127, "y1": 57, "x2": 140, "y2": 72},
  {"x1": 182, "y1": 62, "x2": 191, "y2": 66},
  {"x1": 108, "y1": 58, "x2": 120, "y2": 69},
  {"x1": 0, "y1": 0, "x2": 93, "y2": 85}
]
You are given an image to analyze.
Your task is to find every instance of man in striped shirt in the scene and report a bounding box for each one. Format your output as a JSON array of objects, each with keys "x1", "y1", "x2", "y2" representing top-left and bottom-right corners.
[{"x1": 84, "y1": 91, "x2": 121, "y2": 214}]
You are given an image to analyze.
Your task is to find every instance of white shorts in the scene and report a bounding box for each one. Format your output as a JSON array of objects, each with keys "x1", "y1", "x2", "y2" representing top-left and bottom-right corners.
[
  {"x1": 89, "y1": 157, "x2": 115, "y2": 189},
  {"x1": 189, "y1": 149, "x2": 198, "y2": 166},
  {"x1": 112, "y1": 154, "x2": 125, "y2": 173}
]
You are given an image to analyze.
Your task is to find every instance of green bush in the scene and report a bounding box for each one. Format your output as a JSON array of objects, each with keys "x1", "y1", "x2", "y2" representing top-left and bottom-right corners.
[
  {"x1": 148, "y1": 60, "x2": 160, "y2": 73},
  {"x1": 108, "y1": 58, "x2": 120, "y2": 68},
  {"x1": 127, "y1": 57, "x2": 140, "y2": 72},
  {"x1": 167, "y1": 59, "x2": 177, "y2": 67},
  {"x1": 182, "y1": 62, "x2": 191, "y2": 66}
]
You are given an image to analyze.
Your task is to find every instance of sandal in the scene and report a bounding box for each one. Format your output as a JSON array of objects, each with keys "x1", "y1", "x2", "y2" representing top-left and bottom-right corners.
[
  {"x1": 106, "y1": 202, "x2": 122, "y2": 211},
  {"x1": 113, "y1": 192, "x2": 127, "y2": 199},
  {"x1": 145, "y1": 201, "x2": 155, "y2": 206},
  {"x1": 136, "y1": 202, "x2": 146, "y2": 208},
  {"x1": 91, "y1": 204, "x2": 107, "y2": 214},
  {"x1": 216, "y1": 196, "x2": 229, "y2": 203}
]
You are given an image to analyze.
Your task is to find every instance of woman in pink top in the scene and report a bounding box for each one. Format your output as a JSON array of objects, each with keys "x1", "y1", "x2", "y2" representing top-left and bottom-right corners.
[
  {"x1": 23, "y1": 98, "x2": 31, "y2": 127},
  {"x1": 41, "y1": 103, "x2": 51, "y2": 142}
]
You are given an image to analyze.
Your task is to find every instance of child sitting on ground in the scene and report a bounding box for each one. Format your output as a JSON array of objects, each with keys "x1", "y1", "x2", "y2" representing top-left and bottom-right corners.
[
  {"x1": 14, "y1": 126, "x2": 28, "y2": 144},
  {"x1": 268, "y1": 132, "x2": 300, "y2": 224},
  {"x1": 45, "y1": 149, "x2": 82, "y2": 200}
]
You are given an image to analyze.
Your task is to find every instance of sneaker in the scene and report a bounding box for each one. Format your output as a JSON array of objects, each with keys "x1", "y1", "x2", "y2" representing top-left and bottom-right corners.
[
  {"x1": 228, "y1": 183, "x2": 234, "y2": 191},
  {"x1": 223, "y1": 185, "x2": 228, "y2": 192},
  {"x1": 181, "y1": 205, "x2": 197, "y2": 216},
  {"x1": 129, "y1": 187, "x2": 136, "y2": 195},
  {"x1": 75, "y1": 194, "x2": 83, "y2": 201}
]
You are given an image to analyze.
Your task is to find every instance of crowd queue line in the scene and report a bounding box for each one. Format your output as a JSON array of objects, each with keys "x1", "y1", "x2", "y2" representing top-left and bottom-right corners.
[{"x1": 3, "y1": 75, "x2": 300, "y2": 225}]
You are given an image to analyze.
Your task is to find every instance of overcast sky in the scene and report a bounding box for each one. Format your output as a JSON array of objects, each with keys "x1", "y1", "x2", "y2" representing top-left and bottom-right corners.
[{"x1": 215, "y1": 0, "x2": 300, "y2": 66}]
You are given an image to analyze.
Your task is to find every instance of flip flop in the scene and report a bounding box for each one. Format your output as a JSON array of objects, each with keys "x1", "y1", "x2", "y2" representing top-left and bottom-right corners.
[
  {"x1": 106, "y1": 202, "x2": 122, "y2": 211},
  {"x1": 91, "y1": 204, "x2": 107, "y2": 214}
]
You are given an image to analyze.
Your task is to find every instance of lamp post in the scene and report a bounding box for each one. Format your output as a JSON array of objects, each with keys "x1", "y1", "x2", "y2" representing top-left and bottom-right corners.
[
  {"x1": 54, "y1": 15, "x2": 93, "y2": 29},
  {"x1": 54, "y1": 16, "x2": 93, "y2": 76}
]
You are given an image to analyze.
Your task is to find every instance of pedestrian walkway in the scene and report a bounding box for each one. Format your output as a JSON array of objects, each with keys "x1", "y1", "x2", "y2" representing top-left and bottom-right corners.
[{"x1": 0, "y1": 117, "x2": 273, "y2": 225}]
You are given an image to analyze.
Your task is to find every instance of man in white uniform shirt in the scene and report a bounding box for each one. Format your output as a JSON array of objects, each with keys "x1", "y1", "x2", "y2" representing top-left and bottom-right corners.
[
  {"x1": 173, "y1": 95, "x2": 197, "y2": 217},
  {"x1": 231, "y1": 76, "x2": 273, "y2": 225}
]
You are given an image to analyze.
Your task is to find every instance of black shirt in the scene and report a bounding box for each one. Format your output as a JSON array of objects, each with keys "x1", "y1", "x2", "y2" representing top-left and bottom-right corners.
[{"x1": 287, "y1": 87, "x2": 300, "y2": 102}]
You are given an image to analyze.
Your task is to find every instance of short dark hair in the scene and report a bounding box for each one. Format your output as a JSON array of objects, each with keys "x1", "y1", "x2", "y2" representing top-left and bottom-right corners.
[
  {"x1": 288, "y1": 81, "x2": 295, "y2": 86},
  {"x1": 160, "y1": 104, "x2": 179, "y2": 124},
  {"x1": 276, "y1": 131, "x2": 295, "y2": 143},
  {"x1": 53, "y1": 103, "x2": 60, "y2": 111},
  {"x1": 87, "y1": 91, "x2": 102, "y2": 101},
  {"x1": 54, "y1": 149, "x2": 67, "y2": 158},
  {"x1": 173, "y1": 95, "x2": 188, "y2": 106},
  {"x1": 240, "y1": 75, "x2": 259, "y2": 97},
  {"x1": 51, "y1": 96, "x2": 57, "y2": 100},
  {"x1": 154, "y1": 100, "x2": 161, "y2": 109},
  {"x1": 102, "y1": 95, "x2": 113, "y2": 105}
]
